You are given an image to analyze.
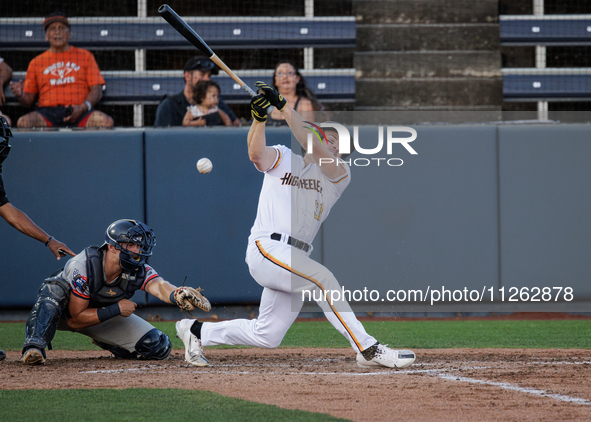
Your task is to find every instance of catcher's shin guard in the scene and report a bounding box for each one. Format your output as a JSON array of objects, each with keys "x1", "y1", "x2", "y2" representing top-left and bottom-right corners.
[
  {"x1": 93, "y1": 329, "x2": 171, "y2": 360},
  {"x1": 22, "y1": 276, "x2": 70, "y2": 356},
  {"x1": 135, "y1": 328, "x2": 172, "y2": 360},
  {"x1": 92, "y1": 339, "x2": 138, "y2": 359}
]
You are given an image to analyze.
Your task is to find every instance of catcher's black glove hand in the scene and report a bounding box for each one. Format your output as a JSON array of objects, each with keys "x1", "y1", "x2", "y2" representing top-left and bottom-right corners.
[
  {"x1": 255, "y1": 81, "x2": 287, "y2": 111},
  {"x1": 251, "y1": 94, "x2": 271, "y2": 123}
]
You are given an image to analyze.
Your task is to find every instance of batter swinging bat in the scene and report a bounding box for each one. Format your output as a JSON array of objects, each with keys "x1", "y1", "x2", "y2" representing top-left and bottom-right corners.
[{"x1": 158, "y1": 4, "x2": 258, "y2": 98}]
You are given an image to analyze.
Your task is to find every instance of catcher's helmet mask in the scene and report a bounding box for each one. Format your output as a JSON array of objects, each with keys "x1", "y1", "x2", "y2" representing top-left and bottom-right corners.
[{"x1": 103, "y1": 219, "x2": 156, "y2": 273}]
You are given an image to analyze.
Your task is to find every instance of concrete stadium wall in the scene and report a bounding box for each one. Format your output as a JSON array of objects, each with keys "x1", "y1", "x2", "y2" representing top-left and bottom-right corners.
[
  {"x1": 1, "y1": 130, "x2": 145, "y2": 307},
  {"x1": 142, "y1": 127, "x2": 290, "y2": 305},
  {"x1": 324, "y1": 125, "x2": 500, "y2": 296},
  {"x1": 498, "y1": 125, "x2": 591, "y2": 294},
  {"x1": 1, "y1": 124, "x2": 589, "y2": 309}
]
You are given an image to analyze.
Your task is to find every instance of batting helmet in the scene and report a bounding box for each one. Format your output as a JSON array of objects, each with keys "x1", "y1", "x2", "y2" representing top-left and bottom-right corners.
[
  {"x1": 103, "y1": 219, "x2": 156, "y2": 272},
  {"x1": 321, "y1": 121, "x2": 352, "y2": 159}
]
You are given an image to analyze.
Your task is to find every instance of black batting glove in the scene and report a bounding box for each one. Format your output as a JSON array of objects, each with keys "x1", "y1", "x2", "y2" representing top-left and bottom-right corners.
[
  {"x1": 255, "y1": 81, "x2": 287, "y2": 111},
  {"x1": 251, "y1": 94, "x2": 271, "y2": 123}
]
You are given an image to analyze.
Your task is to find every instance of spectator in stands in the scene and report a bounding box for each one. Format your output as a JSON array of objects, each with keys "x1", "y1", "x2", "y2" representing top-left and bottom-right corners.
[
  {"x1": 0, "y1": 56, "x2": 13, "y2": 126},
  {"x1": 267, "y1": 60, "x2": 322, "y2": 126},
  {"x1": 9, "y1": 12, "x2": 113, "y2": 129},
  {"x1": 182, "y1": 80, "x2": 231, "y2": 127},
  {"x1": 155, "y1": 56, "x2": 240, "y2": 127}
]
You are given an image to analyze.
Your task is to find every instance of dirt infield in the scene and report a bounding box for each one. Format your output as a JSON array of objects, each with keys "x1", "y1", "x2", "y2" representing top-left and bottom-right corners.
[{"x1": 2, "y1": 347, "x2": 591, "y2": 421}]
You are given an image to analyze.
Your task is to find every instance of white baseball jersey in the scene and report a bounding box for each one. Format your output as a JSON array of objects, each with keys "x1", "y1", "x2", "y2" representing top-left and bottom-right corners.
[
  {"x1": 248, "y1": 144, "x2": 350, "y2": 246},
  {"x1": 203, "y1": 144, "x2": 378, "y2": 353}
]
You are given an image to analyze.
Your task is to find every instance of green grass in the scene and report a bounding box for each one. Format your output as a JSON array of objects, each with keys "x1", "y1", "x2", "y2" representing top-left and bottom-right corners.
[
  {"x1": 0, "y1": 389, "x2": 349, "y2": 422},
  {"x1": 281, "y1": 320, "x2": 591, "y2": 349},
  {"x1": 2, "y1": 319, "x2": 591, "y2": 351},
  {"x1": 2, "y1": 319, "x2": 590, "y2": 422}
]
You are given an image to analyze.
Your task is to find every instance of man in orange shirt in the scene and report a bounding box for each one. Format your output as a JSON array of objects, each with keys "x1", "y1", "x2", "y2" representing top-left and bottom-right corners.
[{"x1": 9, "y1": 13, "x2": 113, "y2": 128}]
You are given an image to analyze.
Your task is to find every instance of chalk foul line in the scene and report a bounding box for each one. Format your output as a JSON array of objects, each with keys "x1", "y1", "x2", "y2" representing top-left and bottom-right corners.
[
  {"x1": 434, "y1": 372, "x2": 591, "y2": 406},
  {"x1": 81, "y1": 361, "x2": 591, "y2": 406}
]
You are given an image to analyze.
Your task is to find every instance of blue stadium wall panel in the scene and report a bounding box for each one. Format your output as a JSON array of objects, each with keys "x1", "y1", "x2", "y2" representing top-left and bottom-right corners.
[
  {"x1": 498, "y1": 125, "x2": 591, "y2": 295},
  {"x1": 1, "y1": 125, "x2": 591, "y2": 309},
  {"x1": 323, "y1": 126, "x2": 500, "y2": 305},
  {"x1": 0, "y1": 130, "x2": 145, "y2": 307},
  {"x1": 143, "y1": 127, "x2": 293, "y2": 305}
]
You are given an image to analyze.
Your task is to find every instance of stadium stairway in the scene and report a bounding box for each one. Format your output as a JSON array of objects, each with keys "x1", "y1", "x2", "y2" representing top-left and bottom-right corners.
[{"x1": 353, "y1": 0, "x2": 503, "y2": 115}]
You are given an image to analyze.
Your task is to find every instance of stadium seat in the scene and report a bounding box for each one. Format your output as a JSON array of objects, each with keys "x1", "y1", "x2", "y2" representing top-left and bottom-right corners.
[
  {"x1": 500, "y1": 15, "x2": 591, "y2": 103},
  {"x1": 500, "y1": 17, "x2": 591, "y2": 45},
  {"x1": 2, "y1": 71, "x2": 355, "y2": 104},
  {"x1": 503, "y1": 72, "x2": 591, "y2": 101},
  {"x1": 1, "y1": 17, "x2": 356, "y2": 113},
  {"x1": 0, "y1": 18, "x2": 355, "y2": 50}
]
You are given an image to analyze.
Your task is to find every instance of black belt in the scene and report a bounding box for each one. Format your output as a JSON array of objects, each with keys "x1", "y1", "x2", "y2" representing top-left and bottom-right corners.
[{"x1": 270, "y1": 233, "x2": 310, "y2": 253}]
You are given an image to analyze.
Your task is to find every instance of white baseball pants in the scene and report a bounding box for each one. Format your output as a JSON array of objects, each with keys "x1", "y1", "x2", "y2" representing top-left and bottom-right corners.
[{"x1": 201, "y1": 237, "x2": 377, "y2": 353}]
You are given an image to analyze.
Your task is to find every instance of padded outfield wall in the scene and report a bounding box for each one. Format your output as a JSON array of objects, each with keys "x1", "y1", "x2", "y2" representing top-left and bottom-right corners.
[{"x1": 0, "y1": 125, "x2": 590, "y2": 312}]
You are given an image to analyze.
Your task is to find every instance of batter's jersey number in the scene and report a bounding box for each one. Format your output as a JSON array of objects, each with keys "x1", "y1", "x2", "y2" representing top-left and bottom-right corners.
[{"x1": 315, "y1": 201, "x2": 324, "y2": 221}]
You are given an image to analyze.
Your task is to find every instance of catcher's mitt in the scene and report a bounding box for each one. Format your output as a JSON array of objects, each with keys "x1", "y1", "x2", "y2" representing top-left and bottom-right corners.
[{"x1": 173, "y1": 287, "x2": 211, "y2": 318}]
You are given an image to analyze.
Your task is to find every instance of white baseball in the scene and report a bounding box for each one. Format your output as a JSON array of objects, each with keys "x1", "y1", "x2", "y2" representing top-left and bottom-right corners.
[{"x1": 197, "y1": 157, "x2": 213, "y2": 174}]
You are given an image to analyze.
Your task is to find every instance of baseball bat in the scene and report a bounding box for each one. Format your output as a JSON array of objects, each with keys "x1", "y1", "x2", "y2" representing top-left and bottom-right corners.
[{"x1": 158, "y1": 4, "x2": 257, "y2": 97}]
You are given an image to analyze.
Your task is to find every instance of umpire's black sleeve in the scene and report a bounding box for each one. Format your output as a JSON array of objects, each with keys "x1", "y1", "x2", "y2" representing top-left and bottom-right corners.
[{"x1": 0, "y1": 173, "x2": 9, "y2": 207}]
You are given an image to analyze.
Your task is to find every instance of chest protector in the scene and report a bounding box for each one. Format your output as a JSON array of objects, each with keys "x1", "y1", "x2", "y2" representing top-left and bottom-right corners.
[{"x1": 85, "y1": 246, "x2": 147, "y2": 308}]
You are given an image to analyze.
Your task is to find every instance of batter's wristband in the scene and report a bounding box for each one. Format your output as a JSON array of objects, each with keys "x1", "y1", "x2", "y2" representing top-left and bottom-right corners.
[
  {"x1": 97, "y1": 303, "x2": 121, "y2": 322},
  {"x1": 45, "y1": 236, "x2": 54, "y2": 247}
]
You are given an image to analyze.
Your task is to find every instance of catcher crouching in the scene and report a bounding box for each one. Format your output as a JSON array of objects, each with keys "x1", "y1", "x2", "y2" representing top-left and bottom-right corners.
[{"x1": 21, "y1": 219, "x2": 210, "y2": 365}]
